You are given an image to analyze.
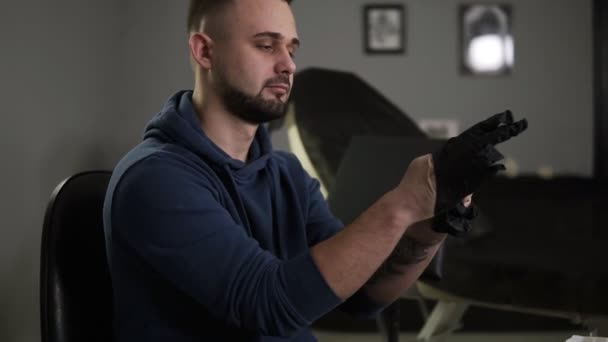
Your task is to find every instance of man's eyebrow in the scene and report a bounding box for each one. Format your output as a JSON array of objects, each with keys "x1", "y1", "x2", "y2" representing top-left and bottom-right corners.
[{"x1": 252, "y1": 31, "x2": 300, "y2": 47}]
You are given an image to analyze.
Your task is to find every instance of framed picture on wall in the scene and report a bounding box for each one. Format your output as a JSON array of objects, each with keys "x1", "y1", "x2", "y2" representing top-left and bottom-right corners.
[
  {"x1": 364, "y1": 4, "x2": 406, "y2": 54},
  {"x1": 460, "y1": 4, "x2": 514, "y2": 75}
]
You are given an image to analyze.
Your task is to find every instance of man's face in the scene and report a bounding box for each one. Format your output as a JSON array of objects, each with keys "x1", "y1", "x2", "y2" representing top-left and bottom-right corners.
[{"x1": 211, "y1": 0, "x2": 299, "y2": 124}]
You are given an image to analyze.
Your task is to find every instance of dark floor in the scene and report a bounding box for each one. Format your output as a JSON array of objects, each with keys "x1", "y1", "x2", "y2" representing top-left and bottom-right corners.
[
  {"x1": 312, "y1": 298, "x2": 595, "y2": 341},
  {"x1": 313, "y1": 298, "x2": 586, "y2": 333}
]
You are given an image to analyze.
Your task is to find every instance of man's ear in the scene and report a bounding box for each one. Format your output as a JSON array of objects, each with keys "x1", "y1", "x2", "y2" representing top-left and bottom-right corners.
[{"x1": 189, "y1": 32, "x2": 213, "y2": 69}]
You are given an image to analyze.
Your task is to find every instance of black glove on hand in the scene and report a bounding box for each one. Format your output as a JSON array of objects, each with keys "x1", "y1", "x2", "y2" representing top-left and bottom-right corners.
[
  {"x1": 432, "y1": 201, "x2": 477, "y2": 236},
  {"x1": 432, "y1": 110, "x2": 527, "y2": 216}
]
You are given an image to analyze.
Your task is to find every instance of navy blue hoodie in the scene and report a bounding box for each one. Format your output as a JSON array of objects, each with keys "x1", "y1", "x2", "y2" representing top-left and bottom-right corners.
[{"x1": 103, "y1": 91, "x2": 380, "y2": 341}]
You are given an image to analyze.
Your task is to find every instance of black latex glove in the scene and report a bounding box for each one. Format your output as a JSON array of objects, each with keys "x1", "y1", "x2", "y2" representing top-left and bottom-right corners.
[
  {"x1": 432, "y1": 110, "x2": 527, "y2": 215},
  {"x1": 432, "y1": 201, "x2": 477, "y2": 236}
]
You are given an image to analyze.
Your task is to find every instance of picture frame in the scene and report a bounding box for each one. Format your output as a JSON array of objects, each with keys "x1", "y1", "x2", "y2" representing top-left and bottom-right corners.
[
  {"x1": 459, "y1": 3, "x2": 514, "y2": 76},
  {"x1": 363, "y1": 4, "x2": 406, "y2": 54}
]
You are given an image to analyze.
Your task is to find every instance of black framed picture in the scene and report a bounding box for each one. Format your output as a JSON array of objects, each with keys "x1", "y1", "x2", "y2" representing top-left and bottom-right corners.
[{"x1": 363, "y1": 4, "x2": 406, "y2": 54}]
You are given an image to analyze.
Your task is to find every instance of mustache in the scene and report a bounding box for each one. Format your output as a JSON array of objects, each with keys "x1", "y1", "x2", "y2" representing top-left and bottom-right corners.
[{"x1": 264, "y1": 76, "x2": 291, "y2": 89}]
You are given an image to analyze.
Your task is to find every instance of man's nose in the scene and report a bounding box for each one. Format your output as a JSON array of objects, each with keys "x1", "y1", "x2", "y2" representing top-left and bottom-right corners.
[{"x1": 274, "y1": 48, "x2": 296, "y2": 76}]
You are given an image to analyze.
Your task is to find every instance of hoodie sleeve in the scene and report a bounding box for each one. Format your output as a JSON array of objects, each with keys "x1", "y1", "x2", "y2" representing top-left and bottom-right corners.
[
  {"x1": 110, "y1": 154, "x2": 342, "y2": 337},
  {"x1": 273, "y1": 151, "x2": 343, "y2": 246},
  {"x1": 304, "y1": 176, "x2": 344, "y2": 245},
  {"x1": 298, "y1": 161, "x2": 387, "y2": 318},
  {"x1": 273, "y1": 152, "x2": 388, "y2": 318},
  {"x1": 280, "y1": 155, "x2": 385, "y2": 318}
]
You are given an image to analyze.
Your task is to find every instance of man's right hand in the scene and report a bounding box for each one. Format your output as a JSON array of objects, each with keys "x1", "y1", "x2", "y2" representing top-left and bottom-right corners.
[{"x1": 393, "y1": 154, "x2": 437, "y2": 223}]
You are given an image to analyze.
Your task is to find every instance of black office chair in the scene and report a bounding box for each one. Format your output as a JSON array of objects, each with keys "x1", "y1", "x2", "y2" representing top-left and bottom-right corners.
[{"x1": 40, "y1": 171, "x2": 114, "y2": 342}]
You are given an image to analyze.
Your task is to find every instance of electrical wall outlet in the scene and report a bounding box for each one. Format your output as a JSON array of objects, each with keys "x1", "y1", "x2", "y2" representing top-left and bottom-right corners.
[{"x1": 418, "y1": 119, "x2": 459, "y2": 139}]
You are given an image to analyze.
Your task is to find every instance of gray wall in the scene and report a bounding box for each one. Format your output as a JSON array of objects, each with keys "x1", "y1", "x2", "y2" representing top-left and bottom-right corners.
[
  {"x1": 0, "y1": 1, "x2": 122, "y2": 341},
  {"x1": 291, "y1": 0, "x2": 593, "y2": 176},
  {"x1": 0, "y1": 0, "x2": 593, "y2": 341},
  {"x1": 115, "y1": 1, "x2": 193, "y2": 151}
]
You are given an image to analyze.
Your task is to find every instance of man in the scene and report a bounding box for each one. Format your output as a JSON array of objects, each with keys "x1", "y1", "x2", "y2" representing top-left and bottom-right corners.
[{"x1": 103, "y1": 0, "x2": 527, "y2": 341}]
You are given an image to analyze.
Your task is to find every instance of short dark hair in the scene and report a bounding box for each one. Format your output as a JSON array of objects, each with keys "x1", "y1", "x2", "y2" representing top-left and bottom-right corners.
[{"x1": 187, "y1": 0, "x2": 293, "y2": 32}]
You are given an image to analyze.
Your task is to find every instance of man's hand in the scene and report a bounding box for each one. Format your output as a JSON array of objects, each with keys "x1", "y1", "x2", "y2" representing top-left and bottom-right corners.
[
  {"x1": 392, "y1": 154, "x2": 436, "y2": 223},
  {"x1": 432, "y1": 110, "x2": 527, "y2": 214}
]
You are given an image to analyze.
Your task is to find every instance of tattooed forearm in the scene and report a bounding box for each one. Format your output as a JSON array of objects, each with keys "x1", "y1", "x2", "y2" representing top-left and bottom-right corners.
[{"x1": 368, "y1": 233, "x2": 443, "y2": 283}]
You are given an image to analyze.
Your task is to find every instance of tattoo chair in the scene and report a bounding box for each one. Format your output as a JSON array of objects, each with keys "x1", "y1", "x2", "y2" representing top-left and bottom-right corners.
[
  {"x1": 274, "y1": 67, "x2": 608, "y2": 340},
  {"x1": 40, "y1": 171, "x2": 114, "y2": 342}
]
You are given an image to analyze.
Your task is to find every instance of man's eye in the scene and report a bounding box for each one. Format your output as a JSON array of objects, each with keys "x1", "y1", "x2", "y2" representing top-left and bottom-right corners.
[{"x1": 258, "y1": 45, "x2": 273, "y2": 51}]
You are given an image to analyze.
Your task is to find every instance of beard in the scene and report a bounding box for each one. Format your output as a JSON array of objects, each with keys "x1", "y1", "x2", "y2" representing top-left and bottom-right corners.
[{"x1": 218, "y1": 73, "x2": 291, "y2": 125}]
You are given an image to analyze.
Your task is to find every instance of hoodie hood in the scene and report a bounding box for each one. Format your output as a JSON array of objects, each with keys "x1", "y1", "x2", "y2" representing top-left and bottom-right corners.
[{"x1": 143, "y1": 90, "x2": 273, "y2": 177}]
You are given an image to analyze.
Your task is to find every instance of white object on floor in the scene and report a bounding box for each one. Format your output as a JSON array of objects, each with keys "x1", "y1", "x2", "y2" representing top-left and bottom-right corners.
[{"x1": 566, "y1": 335, "x2": 608, "y2": 342}]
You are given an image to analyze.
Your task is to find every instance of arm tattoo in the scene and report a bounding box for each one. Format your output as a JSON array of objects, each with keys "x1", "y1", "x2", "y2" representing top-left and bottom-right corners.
[{"x1": 369, "y1": 233, "x2": 442, "y2": 283}]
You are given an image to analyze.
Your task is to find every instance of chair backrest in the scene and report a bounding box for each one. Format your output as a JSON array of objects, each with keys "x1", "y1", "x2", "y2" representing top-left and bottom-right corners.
[
  {"x1": 288, "y1": 67, "x2": 426, "y2": 191},
  {"x1": 40, "y1": 171, "x2": 114, "y2": 342}
]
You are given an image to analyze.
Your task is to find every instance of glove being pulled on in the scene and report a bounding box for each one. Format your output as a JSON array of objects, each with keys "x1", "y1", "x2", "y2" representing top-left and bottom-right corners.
[
  {"x1": 432, "y1": 110, "x2": 527, "y2": 216},
  {"x1": 432, "y1": 201, "x2": 477, "y2": 236}
]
